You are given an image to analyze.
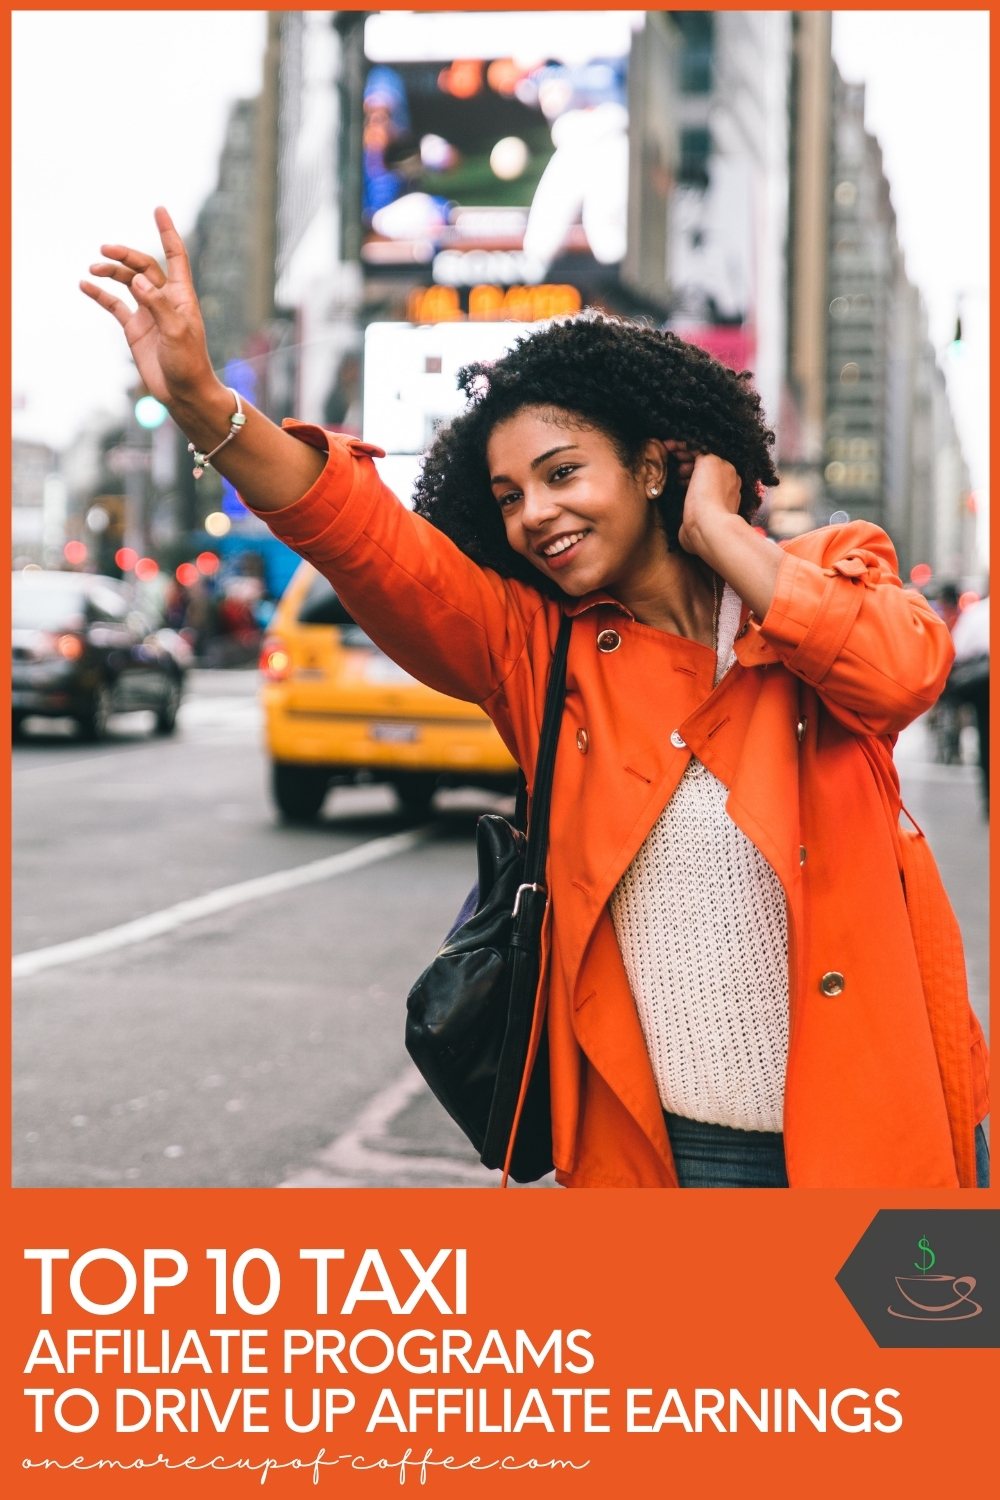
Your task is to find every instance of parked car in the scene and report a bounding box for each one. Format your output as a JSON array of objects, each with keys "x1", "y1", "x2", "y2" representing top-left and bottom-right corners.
[
  {"x1": 11, "y1": 570, "x2": 185, "y2": 741},
  {"x1": 259, "y1": 562, "x2": 517, "y2": 821}
]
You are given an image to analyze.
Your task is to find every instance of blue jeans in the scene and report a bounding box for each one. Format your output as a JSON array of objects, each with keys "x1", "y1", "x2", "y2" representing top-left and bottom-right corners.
[
  {"x1": 665, "y1": 1114, "x2": 992, "y2": 1188},
  {"x1": 975, "y1": 1122, "x2": 990, "y2": 1187},
  {"x1": 664, "y1": 1113, "x2": 788, "y2": 1187}
]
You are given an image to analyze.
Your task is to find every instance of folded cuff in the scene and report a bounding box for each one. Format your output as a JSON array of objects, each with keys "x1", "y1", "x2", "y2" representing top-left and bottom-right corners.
[{"x1": 241, "y1": 421, "x2": 388, "y2": 560}]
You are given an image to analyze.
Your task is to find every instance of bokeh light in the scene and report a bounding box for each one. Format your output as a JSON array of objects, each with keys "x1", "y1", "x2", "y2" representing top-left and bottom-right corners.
[
  {"x1": 490, "y1": 136, "x2": 529, "y2": 181},
  {"x1": 134, "y1": 395, "x2": 169, "y2": 429}
]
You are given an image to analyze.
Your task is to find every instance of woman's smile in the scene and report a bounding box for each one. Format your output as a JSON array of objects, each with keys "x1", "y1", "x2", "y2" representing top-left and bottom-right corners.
[
  {"x1": 536, "y1": 528, "x2": 591, "y2": 567},
  {"x1": 486, "y1": 407, "x2": 670, "y2": 603}
]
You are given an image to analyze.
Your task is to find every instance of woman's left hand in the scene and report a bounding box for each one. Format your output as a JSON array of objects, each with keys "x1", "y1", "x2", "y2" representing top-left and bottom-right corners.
[
  {"x1": 677, "y1": 453, "x2": 743, "y2": 557},
  {"x1": 674, "y1": 453, "x2": 782, "y2": 620}
]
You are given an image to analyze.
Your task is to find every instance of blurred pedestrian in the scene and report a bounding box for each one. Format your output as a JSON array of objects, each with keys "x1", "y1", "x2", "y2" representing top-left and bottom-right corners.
[
  {"x1": 948, "y1": 595, "x2": 989, "y2": 814},
  {"x1": 932, "y1": 581, "x2": 961, "y2": 632},
  {"x1": 81, "y1": 207, "x2": 988, "y2": 1190},
  {"x1": 927, "y1": 582, "x2": 963, "y2": 763}
]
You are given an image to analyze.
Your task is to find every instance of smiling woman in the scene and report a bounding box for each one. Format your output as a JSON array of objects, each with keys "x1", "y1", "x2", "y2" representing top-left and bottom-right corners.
[
  {"x1": 80, "y1": 211, "x2": 988, "y2": 1190},
  {"x1": 413, "y1": 315, "x2": 778, "y2": 591}
]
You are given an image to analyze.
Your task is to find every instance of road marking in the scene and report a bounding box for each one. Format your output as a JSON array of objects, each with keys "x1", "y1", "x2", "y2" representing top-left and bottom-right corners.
[
  {"x1": 14, "y1": 747, "x2": 155, "y2": 781},
  {"x1": 12, "y1": 829, "x2": 430, "y2": 979},
  {"x1": 279, "y1": 1067, "x2": 556, "y2": 1189},
  {"x1": 14, "y1": 701, "x2": 261, "y2": 780},
  {"x1": 281, "y1": 1069, "x2": 488, "y2": 1187}
]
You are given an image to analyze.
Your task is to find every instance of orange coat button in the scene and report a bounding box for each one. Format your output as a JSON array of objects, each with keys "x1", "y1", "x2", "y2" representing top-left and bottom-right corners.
[
  {"x1": 576, "y1": 729, "x2": 589, "y2": 753},
  {"x1": 597, "y1": 629, "x2": 621, "y2": 652},
  {"x1": 819, "y1": 971, "x2": 845, "y2": 997},
  {"x1": 670, "y1": 730, "x2": 686, "y2": 749}
]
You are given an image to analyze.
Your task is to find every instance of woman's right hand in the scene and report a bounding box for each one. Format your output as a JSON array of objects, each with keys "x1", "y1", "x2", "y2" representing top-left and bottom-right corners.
[
  {"x1": 80, "y1": 207, "x2": 326, "y2": 511},
  {"x1": 80, "y1": 206, "x2": 218, "y2": 409}
]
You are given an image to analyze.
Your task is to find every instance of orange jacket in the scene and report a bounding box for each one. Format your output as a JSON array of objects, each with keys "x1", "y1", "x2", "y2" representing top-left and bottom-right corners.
[{"x1": 252, "y1": 426, "x2": 988, "y2": 1188}]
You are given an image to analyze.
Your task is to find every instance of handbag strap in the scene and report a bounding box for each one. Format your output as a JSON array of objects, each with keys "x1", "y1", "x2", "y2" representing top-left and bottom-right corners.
[{"x1": 520, "y1": 613, "x2": 572, "y2": 896}]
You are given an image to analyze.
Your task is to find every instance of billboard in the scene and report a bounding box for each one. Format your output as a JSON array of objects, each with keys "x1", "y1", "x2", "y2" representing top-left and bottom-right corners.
[
  {"x1": 362, "y1": 320, "x2": 535, "y2": 503},
  {"x1": 360, "y1": 9, "x2": 662, "y2": 301}
]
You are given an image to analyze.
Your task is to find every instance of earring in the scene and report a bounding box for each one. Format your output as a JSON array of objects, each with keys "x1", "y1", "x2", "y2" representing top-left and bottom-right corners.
[{"x1": 649, "y1": 485, "x2": 660, "y2": 497}]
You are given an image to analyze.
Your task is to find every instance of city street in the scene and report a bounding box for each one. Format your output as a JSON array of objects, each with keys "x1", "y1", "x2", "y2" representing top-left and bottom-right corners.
[{"x1": 12, "y1": 669, "x2": 988, "y2": 1190}]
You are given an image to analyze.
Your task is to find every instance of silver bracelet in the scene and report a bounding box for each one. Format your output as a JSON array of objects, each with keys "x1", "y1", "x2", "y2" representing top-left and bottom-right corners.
[{"x1": 188, "y1": 389, "x2": 247, "y2": 478}]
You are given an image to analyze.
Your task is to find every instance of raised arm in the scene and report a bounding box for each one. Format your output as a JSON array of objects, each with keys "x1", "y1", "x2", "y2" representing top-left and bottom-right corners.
[
  {"x1": 676, "y1": 456, "x2": 952, "y2": 736},
  {"x1": 80, "y1": 207, "x2": 323, "y2": 510}
]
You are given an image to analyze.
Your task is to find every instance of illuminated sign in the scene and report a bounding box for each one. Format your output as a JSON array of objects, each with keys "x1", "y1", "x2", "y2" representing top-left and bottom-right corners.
[{"x1": 405, "y1": 283, "x2": 582, "y2": 323}]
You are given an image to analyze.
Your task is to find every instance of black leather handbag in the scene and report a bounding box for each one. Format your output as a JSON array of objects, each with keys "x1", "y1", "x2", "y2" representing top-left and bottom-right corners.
[{"x1": 405, "y1": 614, "x2": 571, "y2": 1182}]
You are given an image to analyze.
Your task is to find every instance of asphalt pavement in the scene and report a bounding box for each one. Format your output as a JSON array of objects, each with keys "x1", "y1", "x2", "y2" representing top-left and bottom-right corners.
[{"x1": 11, "y1": 669, "x2": 989, "y2": 1189}]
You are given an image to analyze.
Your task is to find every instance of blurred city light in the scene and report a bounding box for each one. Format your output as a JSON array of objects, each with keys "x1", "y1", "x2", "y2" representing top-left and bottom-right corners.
[
  {"x1": 134, "y1": 557, "x2": 160, "y2": 581},
  {"x1": 204, "y1": 512, "x2": 231, "y2": 537},
  {"x1": 63, "y1": 540, "x2": 87, "y2": 566},
  {"x1": 114, "y1": 546, "x2": 138, "y2": 572},
  {"x1": 959, "y1": 591, "x2": 980, "y2": 612},
  {"x1": 909, "y1": 563, "x2": 933, "y2": 587},
  {"x1": 196, "y1": 551, "x2": 221, "y2": 575},
  {"x1": 175, "y1": 562, "x2": 199, "y2": 586},
  {"x1": 259, "y1": 639, "x2": 291, "y2": 681},
  {"x1": 56, "y1": 634, "x2": 84, "y2": 661},
  {"x1": 134, "y1": 395, "x2": 169, "y2": 430}
]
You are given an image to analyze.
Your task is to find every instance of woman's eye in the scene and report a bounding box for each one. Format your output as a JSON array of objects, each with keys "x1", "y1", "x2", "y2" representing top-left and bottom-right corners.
[
  {"x1": 551, "y1": 464, "x2": 577, "y2": 482},
  {"x1": 497, "y1": 490, "x2": 521, "y2": 509}
]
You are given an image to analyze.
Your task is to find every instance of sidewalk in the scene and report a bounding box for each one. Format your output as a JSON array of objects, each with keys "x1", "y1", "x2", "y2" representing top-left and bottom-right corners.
[{"x1": 895, "y1": 716, "x2": 988, "y2": 1036}]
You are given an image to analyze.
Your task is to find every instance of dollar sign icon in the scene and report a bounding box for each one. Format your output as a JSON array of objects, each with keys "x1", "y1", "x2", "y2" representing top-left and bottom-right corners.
[{"x1": 914, "y1": 1236, "x2": 936, "y2": 1274}]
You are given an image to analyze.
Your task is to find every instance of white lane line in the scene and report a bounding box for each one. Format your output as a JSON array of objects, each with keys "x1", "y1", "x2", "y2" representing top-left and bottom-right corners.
[
  {"x1": 12, "y1": 829, "x2": 430, "y2": 980},
  {"x1": 14, "y1": 749, "x2": 145, "y2": 781},
  {"x1": 14, "y1": 707, "x2": 260, "y2": 781}
]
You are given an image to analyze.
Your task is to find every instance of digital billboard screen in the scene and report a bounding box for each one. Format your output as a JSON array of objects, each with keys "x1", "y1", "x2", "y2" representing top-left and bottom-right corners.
[{"x1": 361, "y1": 11, "x2": 645, "y2": 292}]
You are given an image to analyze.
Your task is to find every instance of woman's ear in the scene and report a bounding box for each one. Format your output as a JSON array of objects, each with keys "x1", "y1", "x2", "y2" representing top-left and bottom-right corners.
[{"x1": 640, "y1": 438, "x2": 669, "y2": 499}]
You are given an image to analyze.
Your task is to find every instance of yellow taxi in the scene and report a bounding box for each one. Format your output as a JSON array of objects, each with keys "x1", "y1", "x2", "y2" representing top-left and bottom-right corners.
[{"x1": 259, "y1": 561, "x2": 517, "y2": 821}]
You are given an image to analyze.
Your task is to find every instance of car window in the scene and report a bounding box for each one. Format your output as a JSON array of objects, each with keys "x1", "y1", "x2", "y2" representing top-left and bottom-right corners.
[
  {"x1": 297, "y1": 574, "x2": 358, "y2": 628},
  {"x1": 12, "y1": 578, "x2": 87, "y2": 630},
  {"x1": 87, "y1": 583, "x2": 131, "y2": 623}
]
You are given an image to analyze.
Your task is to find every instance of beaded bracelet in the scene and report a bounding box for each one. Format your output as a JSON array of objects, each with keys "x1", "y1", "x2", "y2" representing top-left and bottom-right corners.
[{"x1": 188, "y1": 389, "x2": 247, "y2": 478}]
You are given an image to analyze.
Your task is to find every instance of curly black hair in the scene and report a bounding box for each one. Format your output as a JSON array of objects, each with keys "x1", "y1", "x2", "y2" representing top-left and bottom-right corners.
[{"x1": 412, "y1": 311, "x2": 779, "y2": 593}]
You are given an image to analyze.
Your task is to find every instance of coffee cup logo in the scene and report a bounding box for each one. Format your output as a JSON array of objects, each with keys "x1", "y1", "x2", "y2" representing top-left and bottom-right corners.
[{"x1": 888, "y1": 1235, "x2": 982, "y2": 1322}]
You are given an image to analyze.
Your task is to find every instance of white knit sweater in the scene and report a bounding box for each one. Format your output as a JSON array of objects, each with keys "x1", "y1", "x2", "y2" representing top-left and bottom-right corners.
[{"x1": 609, "y1": 585, "x2": 789, "y2": 1132}]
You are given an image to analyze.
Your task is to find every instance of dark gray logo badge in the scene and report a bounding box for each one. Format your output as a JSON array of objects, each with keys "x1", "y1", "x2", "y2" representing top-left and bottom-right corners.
[{"x1": 837, "y1": 1210, "x2": 998, "y2": 1348}]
